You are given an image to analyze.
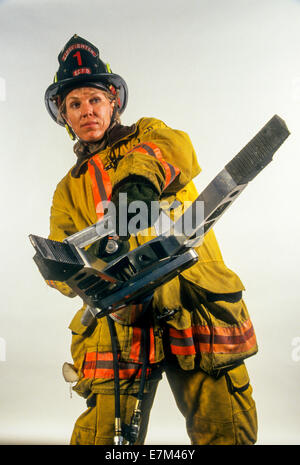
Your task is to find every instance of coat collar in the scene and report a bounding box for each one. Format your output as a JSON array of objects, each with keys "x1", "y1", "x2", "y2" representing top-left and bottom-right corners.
[{"x1": 71, "y1": 122, "x2": 137, "y2": 178}]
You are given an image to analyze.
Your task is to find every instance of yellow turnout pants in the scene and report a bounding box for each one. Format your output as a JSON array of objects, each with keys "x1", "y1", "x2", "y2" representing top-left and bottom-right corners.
[{"x1": 70, "y1": 360, "x2": 257, "y2": 445}]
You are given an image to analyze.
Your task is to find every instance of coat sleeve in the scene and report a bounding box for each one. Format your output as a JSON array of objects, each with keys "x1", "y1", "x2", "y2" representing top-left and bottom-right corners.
[
  {"x1": 46, "y1": 179, "x2": 78, "y2": 298},
  {"x1": 49, "y1": 183, "x2": 78, "y2": 242},
  {"x1": 111, "y1": 119, "x2": 201, "y2": 196}
]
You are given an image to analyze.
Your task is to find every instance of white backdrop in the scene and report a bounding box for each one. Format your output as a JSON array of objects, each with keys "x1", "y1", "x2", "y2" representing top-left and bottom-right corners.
[{"x1": 0, "y1": 0, "x2": 299, "y2": 445}]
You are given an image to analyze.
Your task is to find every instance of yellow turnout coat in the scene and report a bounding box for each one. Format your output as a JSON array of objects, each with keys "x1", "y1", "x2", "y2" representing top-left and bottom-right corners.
[{"x1": 48, "y1": 117, "x2": 258, "y2": 398}]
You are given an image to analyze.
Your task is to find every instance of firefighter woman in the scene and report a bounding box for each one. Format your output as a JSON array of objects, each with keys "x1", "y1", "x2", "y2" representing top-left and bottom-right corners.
[{"x1": 44, "y1": 34, "x2": 258, "y2": 445}]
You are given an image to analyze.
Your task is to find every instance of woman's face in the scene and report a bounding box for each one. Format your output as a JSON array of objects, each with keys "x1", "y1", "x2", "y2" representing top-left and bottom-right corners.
[{"x1": 65, "y1": 87, "x2": 115, "y2": 142}]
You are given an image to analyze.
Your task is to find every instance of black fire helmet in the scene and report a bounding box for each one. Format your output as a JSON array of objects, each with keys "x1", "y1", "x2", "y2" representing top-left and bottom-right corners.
[{"x1": 45, "y1": 34, "x2": 128, "y2": 128}]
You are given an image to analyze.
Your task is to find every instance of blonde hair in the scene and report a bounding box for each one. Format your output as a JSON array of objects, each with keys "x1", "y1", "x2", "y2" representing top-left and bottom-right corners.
[{"x1": 57, "y1": 87, "x2": 121, "y2": 126}]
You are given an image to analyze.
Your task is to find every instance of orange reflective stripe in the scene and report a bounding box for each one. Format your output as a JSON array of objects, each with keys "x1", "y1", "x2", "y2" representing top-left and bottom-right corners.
[
  {"x1": 128, "y1": 326, "x2": 156, "y2": 363},
  {"x1": 88, "y1": 155, "x2": 112, "y2": 219},
  {"x1": 145, "y1": 142, "x2": 180, "y2": 188},
  {"x1": 128, "y1": 142, "x2": 180, "y2": 189},
  {"x1": 83, "y1": 351, "x2": 153, "y2": 379},
  {"x1": 169, "y1": 319, "x2": 257, "y2": 355},
  {"x1": 208, "y1": 319, "x2": 257, "y2": 354},
  {"x1": 169, "y1": 327, "x2": 196, "y2": 355},
  {"x1": 85, "y1": 352, "x2": 112, "y2": 362},
  {"x1": 190, "y1": 325, "x2": 211, "y2": 353},
  {"x1": 129, "y1": 326, "x2": 142, "y2": 362},
  {"x1": 148, "y1": 327, "x2": 156, "y2": 364},
  {"x1": 129, "y1": 327, "x2": 142, "y2": 361}
]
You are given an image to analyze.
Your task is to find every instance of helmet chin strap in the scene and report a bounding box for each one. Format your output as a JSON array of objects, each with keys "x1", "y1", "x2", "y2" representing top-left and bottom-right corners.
[{"x1": 65, "y1": 122, "x2": 77, "y2": 141}]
